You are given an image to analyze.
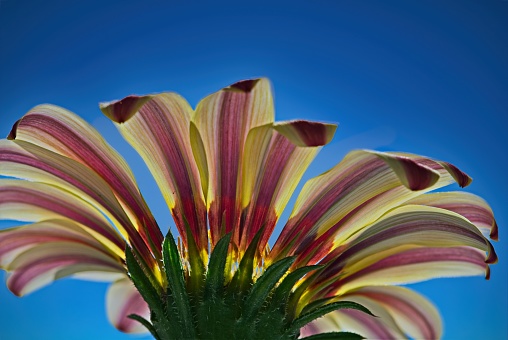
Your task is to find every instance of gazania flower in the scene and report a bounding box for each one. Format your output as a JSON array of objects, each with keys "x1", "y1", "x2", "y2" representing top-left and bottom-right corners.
[{"x1": 0, "y1": 79, "x2": 497, "y2": 339}]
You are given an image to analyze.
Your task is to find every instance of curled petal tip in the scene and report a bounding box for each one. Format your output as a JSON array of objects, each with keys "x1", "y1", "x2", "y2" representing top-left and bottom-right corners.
[
  {"x1": 99, "y1": 95, "x2": 153, "y2": 123},
  {"x1": 490, "y1": 221, "x2": 499, "y2": 241},
  {"x1": 440, "y1": 161, "x2": 472, "y2": 188},
  {"x1": 486, "y1": 243, "x2": 498, "y2": 264},
  {"x1": 485, "y1": 265, "x2": 491, "y2": 280},
  {"x1": 227, "y1": 79, "x2": 261, "y2": 92},
  {"x1": 274, "y1": 120, "x2": 337, "y2": 147},
  {"x1": 375, "y1": 153, "x2": 440, "y2": 191},
  {"x1": 7, "y1": 119, "x2": 21, "y2": 140}
]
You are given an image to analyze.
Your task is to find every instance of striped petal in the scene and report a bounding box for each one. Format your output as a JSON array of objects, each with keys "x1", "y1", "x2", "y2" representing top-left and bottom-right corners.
[
  {"x1": 404, "y1": 192, "x2": 498, "y2": 240},
  {"x1": 0, "y1": 219, "x2": 117, "y2": 267},
  {"x1": 0, "y1": 219, "x2": 125, "y2": 296},
  {"x1": 193, "y1": 79, "x2": 274, "y2": 247},
  {"x1": 100, "y1": 93, "x2": 208, "y2": 254},
  {"x1": 302, "y1": 287, "x2": 441, "y2": 340},
  {"x1": 238, "y1": 121, "x2": 336, "y2": 252},
  {"x1": 270, "y1": 150, "x2": 469, "y2": 266},
  {"x1": 347, "y1": 286, "x2": 442, "y2": 340},
  {"x1": 0, "y1": 179, "x2": 125, "y2": 258},
  {"x1": 311, "y1": 205, "x2": 494, "y2": 297},
  {"x1": 107, "y1": 278, "x2": 150, "y2": 334},
  {"x1": 7, "y1": 104, "x2": 162, "y2": 256},
  {"x1": 301, "y1": 295, "x2": 405, "y2": 339},
  {"x1": 0, "y1": 140, "x2": 138, "y2": 244}
]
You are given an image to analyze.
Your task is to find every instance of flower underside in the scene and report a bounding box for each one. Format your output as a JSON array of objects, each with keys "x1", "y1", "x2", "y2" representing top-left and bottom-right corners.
[{"x1": 0, "y1": 79, "x2": 498, "y2": 339}]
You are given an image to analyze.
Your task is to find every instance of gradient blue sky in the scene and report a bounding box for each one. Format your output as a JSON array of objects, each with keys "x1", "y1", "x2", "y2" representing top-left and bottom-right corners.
[{"x1": 0, "y1": 1, "x2": 507, "y2": 339}]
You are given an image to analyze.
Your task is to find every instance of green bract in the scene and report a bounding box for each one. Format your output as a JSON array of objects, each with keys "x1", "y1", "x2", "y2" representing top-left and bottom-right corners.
[{"x1": 126, "y1": 231, "x2": 370, "y2": 339}]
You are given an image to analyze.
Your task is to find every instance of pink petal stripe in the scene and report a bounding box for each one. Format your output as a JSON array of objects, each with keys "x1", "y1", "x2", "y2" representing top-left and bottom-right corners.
[
  {"x1": 193, "y1": 79, "x2": 274, "y2": 247},
  {"x1": 100, "y1": 93, "x2": 208, "y2": 252},
  {"x1": 8, "y1": 105, "x2": 162, "y2": 257}
]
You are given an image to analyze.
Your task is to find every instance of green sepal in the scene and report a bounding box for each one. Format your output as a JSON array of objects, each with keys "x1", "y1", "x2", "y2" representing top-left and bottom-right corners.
[
  {"x1": 241, "y1": 256, "x2": 296, "y2": 320},
  {"x1": 271, "y1": 264, "x2": 322, "y2": 308},
  {"x1": 128, "y1": 314, "x2": 161, "y2": 340},
  {"x1": 300, "y1": 296, "x2": 335, "y2": 315},
  {"x1": 204, "y1": 232, "x2": 232, "y2": 298},
  {"x1": 300, "y1": 331, "x2": 365, "y2": 340},
  {"x1": 183, "y1": 220, "x2": 206, "y2": 294},
  {"x1": 228, "y1": 226, "x2": 265, "y2": 295},
  {"x1": 196, "y1": 233, "x2": 236, "y2": 338},
  {"x1": 163, "y1": 230, "x2": 196, "y2": 338},
  {"x1": 288, "y1": 301, "x2": 375, "y2": 332},
  {"x1": 125, "y1": 246, "x2": 163, "y2": 313}
]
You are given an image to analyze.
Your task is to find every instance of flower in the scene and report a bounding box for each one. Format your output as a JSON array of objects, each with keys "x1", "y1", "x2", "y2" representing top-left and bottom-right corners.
[{"x1": 0, "y1": 79, "x2": 497, "y2": 338}]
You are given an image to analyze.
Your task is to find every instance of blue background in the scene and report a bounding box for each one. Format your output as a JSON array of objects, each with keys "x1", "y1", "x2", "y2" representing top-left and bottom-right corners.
[{"x1": 0, "y1": 0, "x2": 506, "y2": 339}]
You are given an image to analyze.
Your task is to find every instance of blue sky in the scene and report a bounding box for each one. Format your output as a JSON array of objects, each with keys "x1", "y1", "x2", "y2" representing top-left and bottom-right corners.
[{"x1": 0, "y1": 0, "x2": 506, "y2": 339}]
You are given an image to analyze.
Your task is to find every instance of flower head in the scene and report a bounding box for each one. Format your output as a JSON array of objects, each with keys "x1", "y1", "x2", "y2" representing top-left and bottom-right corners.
[{"x1": 0, "y1": 79, "x2": 497, "y2": 338}]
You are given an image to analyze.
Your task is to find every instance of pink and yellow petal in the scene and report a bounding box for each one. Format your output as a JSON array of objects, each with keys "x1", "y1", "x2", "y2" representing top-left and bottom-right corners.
[
  {"x1": 271, "y1": 150, "x2": 471, "y2": 266},
  {"x1": 303, "y1": 287, "x2": 441, "y2": 339},
  {"x1": 240, "y1": 120, "x2": 336, "y2": 253},
  {"x1": 193, "y1": 79, "x2": 275, "y2": 246},
  {"x1": 0, "y1": 139, "x2": 137, "y2": 243},
  {"x1": 338, "y1": 205, "x2": 496, "y2": 268},
  {"x1": 405, "y1": 192, "x2": 498, "y2": 240},
  {"x1": 0, "y1": 179, "x2": 125, "y2": 258},
  {"x1": 100, "y1": 93, "x2": 208, "y2": 254},
  {"x1": 6, "y1": 241, "x2": 124, "y2": 296},
  {"x1": 336, "y1": 246, "x2": 489, "y2": 295},
  {"x1": 301, "y1": 299, "x2": 404, "y2": 339},
  {"x1": 7, "y1": 104, "x2": 162, "y2": 254},
  {"x1": 346, "y1": 286, "x2": 442, "y2": 340},
  {"x1": 308, "y1": 206, "x2": 494, "y2": 297},
  {"x1": 107, "y1": 278, "x2": 150, "y2": 334},
  {"x1": 0, "y1": 219, "x2": 115, "y2": 268}
]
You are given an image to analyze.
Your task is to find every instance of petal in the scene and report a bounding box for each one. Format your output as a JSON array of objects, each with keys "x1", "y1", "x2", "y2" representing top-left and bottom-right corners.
[
  {"x1": 271, "y1": 150, "x2": 469, "y2": 266},
  {"x1": 0, "y1": 219, "x2": 114, "y2": 267},
  {"x1": 0, "y1": 179, "x2": 125, "y2": 257},
  {"x1": 107, "y1": 278, "x2": 150, "y2": 334},
  {"x1": 301, "y1": 300, "x2": 404, "y2": 339},
  {"x1": 100, "y1": 93, "x2": 208, "y2": 254},
  {"x1": 239, "y1": 120, "x2": 336, "y2": 253},
  {"x1": 0, "y1": 139, "x2": 136, "y2": 243},
  {"x1": 405, "y1": 192, "x2": 498, "y2": 240},
  {"x1": 303, "y1": 287, "x2": 441, "y2": 339},
  {"x1": 337, "y1": 247, "x2": 488, "y2": 295},
  {"x1": 5, "y1": 241, "x2": 124, "y2": 296},
  {"x1": 311, "y1": 205, "x2": 494, "y2": 297},
  {"x1": 7, "y1": 104, "x2": 162, "y2": 255},
  {"x1": 193, "y1": 79, "x2": 275, "y2": 246},
  {"x1": 345, "y1": 286, "x2": 442, "y2": 340}
]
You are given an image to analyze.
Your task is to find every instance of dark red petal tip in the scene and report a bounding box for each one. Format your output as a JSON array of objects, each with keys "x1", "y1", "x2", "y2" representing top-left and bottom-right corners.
[
  {"x1": 99, "y1": 95, "x2": 152, "y2": 124},
  {"x1": 7, "y1": 119, "x2": 21, "y2": 140},
  {"x1": 486, "y1": 243, "x2": 498, "y2": 264},
  {"x1": 490, "y1": 221, "x2": 499, "y2": 241},
  {"x1": 441, "y1": 161, "x2": 472, "y2": 188},
  {"x1": 228, "y1": 79, "x2": 260, "y2": 93}
]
